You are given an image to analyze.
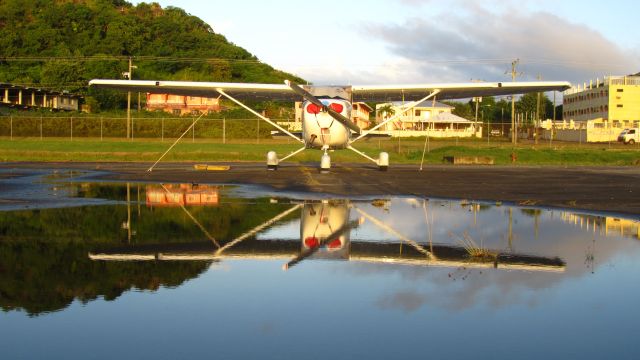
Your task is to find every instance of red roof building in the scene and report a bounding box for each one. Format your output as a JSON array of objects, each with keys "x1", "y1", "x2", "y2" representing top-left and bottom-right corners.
[{"x1": 146, "y1": 94, "x2": 220, "y2": 115}]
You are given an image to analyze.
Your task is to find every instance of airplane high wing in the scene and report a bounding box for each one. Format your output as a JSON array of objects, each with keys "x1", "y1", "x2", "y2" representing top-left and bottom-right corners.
[
  {"x1": 89, "y1": 79, "x2": 570, "y2": 102},
  {"x1": 89, "y1": 79, "x2": 571, "y2": 171}
]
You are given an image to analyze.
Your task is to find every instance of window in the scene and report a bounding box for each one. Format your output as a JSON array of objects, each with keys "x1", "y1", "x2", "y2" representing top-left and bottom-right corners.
[
  {"x1": 617, "y1": 88, "x2": 624, "y2": 92},
  {"x1": 629, "y1": 129, "x2": 636, "y2": 134},
  {"x1": 415, "y1": 110, "x2": 421, "y2": 116},
  {"x1": 617, "y1": 104, "x2": 624, "y2": 108}
]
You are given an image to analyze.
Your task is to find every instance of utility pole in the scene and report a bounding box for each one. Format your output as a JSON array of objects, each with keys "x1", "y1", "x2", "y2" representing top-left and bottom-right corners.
[
  {"x1": 506, "y1": 59, "x2": 522, "y2": 144},
  {"x1": 535, "y1": 74, "x2": 542, "y2": 144},
  {"x1": 124, "y1": 57, "x2": 137, "y2": 140}
]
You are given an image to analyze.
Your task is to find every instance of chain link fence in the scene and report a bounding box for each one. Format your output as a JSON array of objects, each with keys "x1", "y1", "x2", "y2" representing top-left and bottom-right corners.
[
  {"x1": 0, "y1": 116, "x2": 296, "y2": 141},
  {"x1": 0, "y1": 116, "x2": 636, "y2": 150}
]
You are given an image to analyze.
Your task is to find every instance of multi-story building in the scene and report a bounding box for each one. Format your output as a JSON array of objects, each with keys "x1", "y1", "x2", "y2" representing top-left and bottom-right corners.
[
  {"x1": 146, "y1": 94, "x2": 220, "y2": 115},
  {"x1": 561, "y1": 76, "x2": 640, "y2": 141},
  {"x1": 0, "y1": 83, "x2": 81, "y2": 111}
]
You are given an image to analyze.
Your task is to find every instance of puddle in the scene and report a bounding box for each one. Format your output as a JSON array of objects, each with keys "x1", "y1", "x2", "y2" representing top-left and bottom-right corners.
[{"x1": 1, "y1": 175, "x2": 640, "y2": 359}]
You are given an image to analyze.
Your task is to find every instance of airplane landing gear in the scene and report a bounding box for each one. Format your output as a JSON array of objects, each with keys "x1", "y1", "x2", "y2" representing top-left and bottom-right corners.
[
  {"x1": 378, "y1": 152, "x2": 389, "y2": 171},
  {"x1": 267, "y1": 151, "x2": 279, "y2": 170},
  {"x1": 320, "y1": 150, "x2": 331, "y2": 172}
]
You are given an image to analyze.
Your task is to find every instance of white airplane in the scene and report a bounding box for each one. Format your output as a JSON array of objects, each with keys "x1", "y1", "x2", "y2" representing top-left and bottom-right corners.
[{"x1": 89, "y1": 78, "x2": 571, "y2": 170}]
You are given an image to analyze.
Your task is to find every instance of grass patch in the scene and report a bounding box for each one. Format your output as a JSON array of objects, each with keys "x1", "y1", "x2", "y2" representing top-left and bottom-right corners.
[{"x1": 0, "y1": 137, "x2": 639, "y2": 165}]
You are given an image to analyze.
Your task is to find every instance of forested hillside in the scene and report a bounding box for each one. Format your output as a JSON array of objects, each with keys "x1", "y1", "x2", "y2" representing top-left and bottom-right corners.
[{"x1": 0, "y1": 0, "x2": 304, "y2": 109}]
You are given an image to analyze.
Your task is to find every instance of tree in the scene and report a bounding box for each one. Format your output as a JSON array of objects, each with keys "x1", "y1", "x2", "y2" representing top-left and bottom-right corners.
[{"x1": 377, "y1": 104, "x2": 395, "y2": 120}]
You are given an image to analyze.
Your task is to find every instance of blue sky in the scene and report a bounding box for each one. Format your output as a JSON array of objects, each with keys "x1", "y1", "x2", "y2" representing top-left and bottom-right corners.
[{"x1": 133, "y1": 0, "x2": 640, "y2": 84}]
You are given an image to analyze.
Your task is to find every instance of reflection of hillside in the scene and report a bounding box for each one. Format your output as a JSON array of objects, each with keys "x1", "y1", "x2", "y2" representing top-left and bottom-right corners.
[
  {"x1": 0, "y1": 195, "x2": 297, "y2": 315},
  {"x1": 0, "y1": 240, "x2": 209, "y2": 316},
  {"x1": 560, "y1": 212, "x2": 640, "y2": 239}
]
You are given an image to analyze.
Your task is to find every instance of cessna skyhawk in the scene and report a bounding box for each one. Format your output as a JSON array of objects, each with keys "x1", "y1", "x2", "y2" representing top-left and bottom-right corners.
[{"x1": 89, "y1": 78, "x2": 571, "y2": 170}]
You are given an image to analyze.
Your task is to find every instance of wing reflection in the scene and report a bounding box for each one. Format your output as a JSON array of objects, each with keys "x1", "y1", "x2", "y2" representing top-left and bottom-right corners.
[{"x1": 90, "y1": 199, "x2": 566, "y2": 272}]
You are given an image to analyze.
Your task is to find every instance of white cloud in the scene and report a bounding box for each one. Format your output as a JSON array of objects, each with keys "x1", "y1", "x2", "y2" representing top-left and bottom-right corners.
[{"x1": 360, "y1": 4, "x2": 640, "y2": 83}]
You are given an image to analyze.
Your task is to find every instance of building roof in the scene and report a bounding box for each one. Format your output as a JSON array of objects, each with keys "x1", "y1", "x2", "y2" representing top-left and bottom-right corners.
[
  {"x1": 353, "y1": 102, "x2": 373, "y2": 111},
  {"x1": 428, "y1": 112, "x2": 473, "y2": 123},
  {"x1": 387, "y1": 100, "x2": 453, "y2": 109},
  {"x1": 0, "y1": 82, "x2": 82, "y2": 98}
]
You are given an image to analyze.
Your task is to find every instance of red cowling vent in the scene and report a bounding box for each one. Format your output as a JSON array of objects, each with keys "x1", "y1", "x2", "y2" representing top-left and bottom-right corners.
[
  {"x1": 306, "y1": 103, "x2": 322, "y2": 114},
  {"x1": 304, "y1": 237, "x2": 319, "y2": 248},
  {"x1": 327, "y1": 238, "x2": 342, "y2": 249},
  {"x1": 329, "y1": 103, "x2": 344, "y2": 113}
]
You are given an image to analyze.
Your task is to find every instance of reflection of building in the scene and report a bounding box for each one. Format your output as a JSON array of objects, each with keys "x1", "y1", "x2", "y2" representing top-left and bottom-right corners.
[
  {"x1": 146, "y1": 184, "x2": 219, "y2": 207},
  {"x1": 551, "y1": 75, "x2": 640, "y2": 142},
  {"x1": 560, "y1": 212, "x2": 640, "y2": 239},
  {"x1": 146, "y1": 94, "x2": 220, "y2": 116},
  {"x1": 0, "y1": 83, "x2": 81, "y2": 111},
  {"x1": 374, "y1": 101, "x2": 480, "y2": 138}
]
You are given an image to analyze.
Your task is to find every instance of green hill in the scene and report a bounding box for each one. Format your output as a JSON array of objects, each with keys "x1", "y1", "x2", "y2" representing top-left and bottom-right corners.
[{"x1": 0, "y1": 0, "x2": 304, "y2": 110}]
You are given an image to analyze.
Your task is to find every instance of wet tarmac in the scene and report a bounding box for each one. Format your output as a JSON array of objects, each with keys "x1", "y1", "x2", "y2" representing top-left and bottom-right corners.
[{"x1": 1, "y1": 161, "x2": 639, "y2": 215}]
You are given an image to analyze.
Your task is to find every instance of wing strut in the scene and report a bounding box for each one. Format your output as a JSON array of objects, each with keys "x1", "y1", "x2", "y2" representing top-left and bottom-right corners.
[
  {"x1": 351, "y1": 89, "x2": 440, "y2": 143},
  {"x1": 216, "y1": 88, "x2": 304, "y2": 143}
]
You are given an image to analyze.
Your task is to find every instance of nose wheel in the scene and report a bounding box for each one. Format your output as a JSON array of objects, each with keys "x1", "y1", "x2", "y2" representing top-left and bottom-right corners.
[{"x1": 320, "y1": 150, "x2": 331, "y2": 172}]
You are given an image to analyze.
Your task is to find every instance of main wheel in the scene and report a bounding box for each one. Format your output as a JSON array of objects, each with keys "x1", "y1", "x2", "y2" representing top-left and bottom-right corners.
[
  {"x1": 267, "y1": 151, "x2": 279, "y2": 170},
  {"x1": 628, "y1": 139, "x2": 635, "y2": 145}
]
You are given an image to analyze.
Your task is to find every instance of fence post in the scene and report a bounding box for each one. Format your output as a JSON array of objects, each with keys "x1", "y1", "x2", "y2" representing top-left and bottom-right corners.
[
  {"x1": 40, "y1": 116, "x2": 43, "y2": 140},
  {"x1": 223, "y1": 117, "x2": 226, "y2": 144},
  {"x1": 10, "y1": 116, "x2": 12, "y2": 140},
  {"x1": 100, "y1": 117, "x2": 103, "y2": 141},
  {"x1": 192, "y1": 117, "x2": 195, "y2": 142},
  {"x1": 132, "y1": 117, "x2": 134, "y2": 140},
  {"x1": 161, "y1": 118, "x2": 164, "y2": 142},
  {"x1": 257, "y1": 118, "x2": 260, "y2": 144},
  {"x1": 70, "y1": 117, "x2": 73, "y2": 141}
]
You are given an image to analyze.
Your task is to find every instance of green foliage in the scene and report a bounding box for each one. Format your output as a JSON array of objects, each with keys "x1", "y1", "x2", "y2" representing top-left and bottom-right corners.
[{"x1": 0, "y1": 0, "x2": 305, "y2": 110}]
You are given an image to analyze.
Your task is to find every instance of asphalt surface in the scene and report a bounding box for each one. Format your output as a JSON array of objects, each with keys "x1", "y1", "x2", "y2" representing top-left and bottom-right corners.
[{"x1": 1, "y1": 161, "x2": 639, "y2": 216}]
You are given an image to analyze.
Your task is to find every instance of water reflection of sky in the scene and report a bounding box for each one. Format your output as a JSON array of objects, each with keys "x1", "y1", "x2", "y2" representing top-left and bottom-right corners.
[{"x1": 2, "y1": 179, "x2": 640, "y2": 359}]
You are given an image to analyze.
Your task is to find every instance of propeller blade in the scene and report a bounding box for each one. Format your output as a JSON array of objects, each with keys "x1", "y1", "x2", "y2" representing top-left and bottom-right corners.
[{"x1": 285, "y1": 80, "x2": 360, "y2": 133}]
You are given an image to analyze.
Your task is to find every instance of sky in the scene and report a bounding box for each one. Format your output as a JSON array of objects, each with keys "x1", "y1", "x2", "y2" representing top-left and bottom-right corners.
[{"x1": 132, "y1": 0, "x2": 640, "y2": 85}]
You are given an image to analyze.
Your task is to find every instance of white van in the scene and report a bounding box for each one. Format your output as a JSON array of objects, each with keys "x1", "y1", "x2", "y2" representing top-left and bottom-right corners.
[{"x1": 618, "y1": 128, "x2": 639, "y2": 144}]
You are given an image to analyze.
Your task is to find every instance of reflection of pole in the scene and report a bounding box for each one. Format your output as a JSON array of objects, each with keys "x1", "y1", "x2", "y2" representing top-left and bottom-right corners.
[
  {"x1": 137, "y1": 185, "x2": 141, "y2": 216},
  {"x1": 534, "y1": 210, "x2": 539, "y2": 240},
  {"x1": 508, "y1": 207, "x2": 513, "y2": 251},
  {"x1": 126, "y1": 182, "x2": 131, "y2": 243}
]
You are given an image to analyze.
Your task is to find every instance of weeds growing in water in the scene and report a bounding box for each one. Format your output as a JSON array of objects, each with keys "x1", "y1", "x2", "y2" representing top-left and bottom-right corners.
[{"x1": 450, "y1": 231, "x2": 497, "y2": 261}]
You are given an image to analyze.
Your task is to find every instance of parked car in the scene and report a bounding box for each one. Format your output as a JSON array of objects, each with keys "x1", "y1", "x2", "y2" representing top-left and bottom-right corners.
[{"x1": 617, "y1": 128, "x2": 639, "y2": 144}]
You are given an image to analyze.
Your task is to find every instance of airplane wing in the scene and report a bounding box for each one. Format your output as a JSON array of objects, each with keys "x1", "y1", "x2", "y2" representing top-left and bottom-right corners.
[
  {"x1": 90, "y1": 79, "x2": 571, "y2": 103},
  {"x1": 352, "y1": 81, "x2": 572, "y2": 102},
  {"x1": 89, "y1": 79, "x2": 299, "y2": 102}
]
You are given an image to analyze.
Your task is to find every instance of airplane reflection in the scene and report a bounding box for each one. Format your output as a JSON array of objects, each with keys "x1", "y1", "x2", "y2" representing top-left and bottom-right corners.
[{"x1": 90, "y1": 198, "x2": 566, "y2": 272}]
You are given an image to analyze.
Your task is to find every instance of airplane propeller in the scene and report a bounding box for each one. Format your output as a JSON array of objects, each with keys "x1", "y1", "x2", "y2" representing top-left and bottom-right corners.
[{"x1": 285, "y1": 80, "x2": 361, "y2": 134}]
